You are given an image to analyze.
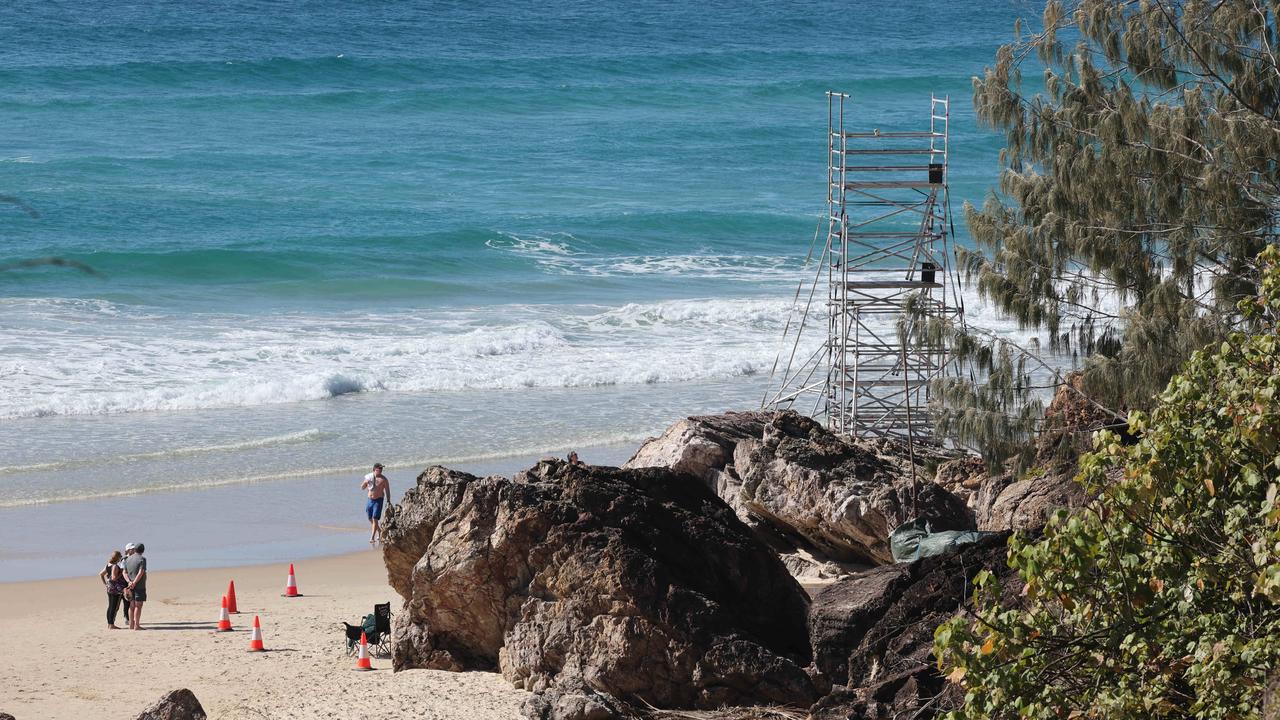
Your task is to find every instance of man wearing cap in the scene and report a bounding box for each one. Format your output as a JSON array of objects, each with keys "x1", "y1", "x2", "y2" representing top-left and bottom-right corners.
[
  {"x1": 360, "y1": 464, "x2": 390, "y2": 545},
  {"x1": 123, "y1": 542, "x2": 147, "y2": 630}
]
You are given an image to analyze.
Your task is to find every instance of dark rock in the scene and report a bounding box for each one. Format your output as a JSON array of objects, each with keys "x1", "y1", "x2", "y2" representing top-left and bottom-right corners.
[
  {"x1": 808, "y1": 563, "x2": 909, "y2": 684},
  {"x1": 807, "y1": 688, "x2": 861, "y2": 720},
  {"x1": 0, "y1": 712, "x2": 14, "y2": 720},
  {"x1": 807, "y1": 534, "x2": 1016, "y2": 718},
  {"x1": 692, "y1": 639, "x2": 817, "y2": 708},
  {"x1": 383, "y1": 459, "x2": 816, "y2": 712},
  {"x1": 628, "y1": 410, "x2": 973, "y2": 569},
  {"x1": 134, "y1": 689, "x2": 206, "y2": 720}
]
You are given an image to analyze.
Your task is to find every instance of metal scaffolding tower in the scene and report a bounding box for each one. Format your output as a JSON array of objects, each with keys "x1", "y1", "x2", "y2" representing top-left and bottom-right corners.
[{"x1": 765, "y1": 92, "x2": 965, "y2": 446}]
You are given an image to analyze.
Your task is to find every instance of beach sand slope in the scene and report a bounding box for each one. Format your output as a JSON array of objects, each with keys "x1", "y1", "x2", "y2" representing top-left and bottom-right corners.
[{"x1": 0, "y1": 552, "x2": 527, "y2": 719}]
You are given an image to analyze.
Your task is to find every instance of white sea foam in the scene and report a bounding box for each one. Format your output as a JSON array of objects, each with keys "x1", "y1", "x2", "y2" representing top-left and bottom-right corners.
[
  {"x1": 571, "y1": 254, "x2": 800, "y2": 280},
  {"x1": 486, "y1": 231, "x2": 582, "y2": 258},
  {"x1": 0, "y1": 296, "x2": 797, "y2": 418},
  {"x1": 0, "y1": 288, "x2": 1058, "y2": 421},
  {"x1": 0, "y1": 289, "x2": 1072, "y2": 510},
  {"x1": 486, "y1": 231, "x2": 804, "y2": 280}
]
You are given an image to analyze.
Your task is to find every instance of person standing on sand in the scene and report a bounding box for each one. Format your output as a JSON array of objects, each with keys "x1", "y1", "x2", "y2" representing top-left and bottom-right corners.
[
  {"x1": 121, "y1": 543, "x2": 135, "y2": 619},
  {"x1": 361, "y1": 463, "x2": 390, "y2": 545},
  {"x1": 123, "y1": 542, "x2": 147, "y2": 630},
  {"x1": 99, "y1": 550, "x2": 127, "y2": 629}
]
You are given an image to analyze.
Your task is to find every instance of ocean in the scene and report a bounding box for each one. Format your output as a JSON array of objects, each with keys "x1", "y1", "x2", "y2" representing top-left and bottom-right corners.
[{"x1": 0, "y1": 1, "x2": 1043, "y2": 579}]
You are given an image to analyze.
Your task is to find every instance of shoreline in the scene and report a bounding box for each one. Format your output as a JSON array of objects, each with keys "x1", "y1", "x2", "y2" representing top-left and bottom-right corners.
[{"x1": 0, "y1": 441, "x2": 639, "y2": 583}]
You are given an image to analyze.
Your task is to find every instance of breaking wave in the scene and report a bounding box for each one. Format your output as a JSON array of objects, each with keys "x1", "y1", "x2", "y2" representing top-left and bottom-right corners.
[{"x1": 0, "y1": 296, "x2": 793, "y2": 419}]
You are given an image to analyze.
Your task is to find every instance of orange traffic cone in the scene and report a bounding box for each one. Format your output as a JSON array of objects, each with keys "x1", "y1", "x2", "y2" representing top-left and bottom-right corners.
[
  {"x1": 282, "y1": 563, "x2": 300, "y2": 597},
  {"x1": 247, "y1": 615, "x2": 265, "y2": 652},
  {"x1": 226, "y1": 580, "x2": 239, "y2": 614},
  {"x1": 216, "y1": 595, "x2": 233, "y2": 632},
  {"x1": 354, "y1": 631, "x2": 373, "y2": 671}
]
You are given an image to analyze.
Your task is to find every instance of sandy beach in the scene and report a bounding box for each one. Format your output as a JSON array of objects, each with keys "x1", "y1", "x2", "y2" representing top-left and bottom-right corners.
[{"x1": 0, "y1": 551, "x2": 528, "y2": 719}]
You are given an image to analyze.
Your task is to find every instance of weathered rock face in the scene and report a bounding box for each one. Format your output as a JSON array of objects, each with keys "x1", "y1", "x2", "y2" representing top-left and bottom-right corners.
[
  {"x1": 974, "y1": 466, "x2": 1091, "y2": 532},
  {"x1": 736, "y1": 412, "x2": 971, "y2": 565},
  {"x1": 624, "y1": 411, "x2": 770, "y2": 492},
  {"x1": 807, "y1": 533, "x2": 1016, "y2": 719},
  {"x1": 381, "y1": 466, "x2": 477, "y2": 603},
  {"x1": 627, "y1": 411, "x2": 972, "y2": 568},
  {"x1": 381, "y1": 459, "x2": 816, "y2": 715},
  {"x1": 134, "y1": 689, "x2": 206, "y2": 720}
]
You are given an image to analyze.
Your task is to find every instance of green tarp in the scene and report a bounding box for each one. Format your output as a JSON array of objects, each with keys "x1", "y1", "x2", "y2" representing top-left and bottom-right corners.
[{"x1": 890, "y1": 517, "x2": 994, "y2": 563}]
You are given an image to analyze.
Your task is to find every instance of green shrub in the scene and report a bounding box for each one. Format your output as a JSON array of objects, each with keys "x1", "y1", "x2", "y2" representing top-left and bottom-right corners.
[{"x1": 935, "y1": 247, "x2": 1280, "y2": 719}]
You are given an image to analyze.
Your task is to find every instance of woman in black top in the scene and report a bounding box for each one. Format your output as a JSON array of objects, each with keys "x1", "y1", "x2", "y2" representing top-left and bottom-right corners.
[{"x1": 98, "y1": 550, "x2": 127, "y2": 629}]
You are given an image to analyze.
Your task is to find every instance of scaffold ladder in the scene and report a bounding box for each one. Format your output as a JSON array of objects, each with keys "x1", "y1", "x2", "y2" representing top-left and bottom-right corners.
[{"x1": 765, "y1": 92, "x2": 965, "y2": 448}]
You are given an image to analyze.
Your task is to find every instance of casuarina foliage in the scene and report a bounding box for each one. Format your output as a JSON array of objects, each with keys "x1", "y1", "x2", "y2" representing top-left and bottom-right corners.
[{"x1": 936, "y1": 0, "x2": 1280, "y2": 462}]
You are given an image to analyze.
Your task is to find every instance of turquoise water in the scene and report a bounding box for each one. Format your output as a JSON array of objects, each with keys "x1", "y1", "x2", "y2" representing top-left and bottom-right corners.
[{"x1": 0, "y1": 1, "x2": 1040, "y2": 577}]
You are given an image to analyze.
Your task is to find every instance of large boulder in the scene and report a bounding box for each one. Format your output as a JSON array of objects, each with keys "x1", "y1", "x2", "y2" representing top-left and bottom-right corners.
[
  {"x1": 381, "y1": 459, "x2": 817, "y2": 716},
  {"x1": 734, "y1": 412, "x2": 971, "y2": 565},
  {"x1": 807, "y1": 533, "x2": 1016, "y2": 719},
  {"x1": 381, "y1": 466, "x2": 477, "y2": 602},
  {"x1": 623, "y1": 411, "x2": 770, "y2": 494},
  {"x1": 628, "y1": 411, "x2": 972, "y2": 567},
  {"x1": 134, "y1": 689, "x2": 206, "y2": 720}
]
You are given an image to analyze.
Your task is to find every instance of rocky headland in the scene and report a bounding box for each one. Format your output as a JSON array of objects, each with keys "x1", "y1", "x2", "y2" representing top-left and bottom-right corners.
[{"x1": 379, "y1": 386, "x2": 1101, "y2": 719}]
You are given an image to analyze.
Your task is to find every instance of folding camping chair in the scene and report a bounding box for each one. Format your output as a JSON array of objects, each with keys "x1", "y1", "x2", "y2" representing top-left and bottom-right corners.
[
  {"x1": 370, "y1": 602, "x2": 392, "y2": 657},
  {"x1": 341, "y1": 603, "x2": 392, "y2": 658}
]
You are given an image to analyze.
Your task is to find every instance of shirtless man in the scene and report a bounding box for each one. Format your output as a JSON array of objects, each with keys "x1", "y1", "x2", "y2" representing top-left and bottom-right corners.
[{"x1": 361, "y1": 463, "x2": 390, "y2": 545}]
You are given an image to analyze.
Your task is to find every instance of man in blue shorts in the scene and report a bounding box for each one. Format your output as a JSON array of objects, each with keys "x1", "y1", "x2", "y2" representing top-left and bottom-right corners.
[{"x1": 360, "y1": 463, "x2": 390, "y2": 545}]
